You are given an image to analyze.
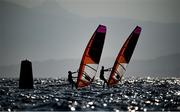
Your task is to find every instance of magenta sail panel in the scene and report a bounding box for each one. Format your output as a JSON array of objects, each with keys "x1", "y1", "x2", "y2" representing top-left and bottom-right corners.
[
  {"x1": 134, "y1": 26, "x2": 142, "y2": 34},
  {"x1": 97, "y1": 24, "x2": 106, "y2": 33}
]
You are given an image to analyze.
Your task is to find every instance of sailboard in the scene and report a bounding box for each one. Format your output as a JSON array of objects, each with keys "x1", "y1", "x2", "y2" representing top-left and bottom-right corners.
[
  {"x1": 76, "y1": 25, "x2": 106, "y2": 89},
  {"x1": 107, "y1": 26, "x2": 142, "y2": 86}
]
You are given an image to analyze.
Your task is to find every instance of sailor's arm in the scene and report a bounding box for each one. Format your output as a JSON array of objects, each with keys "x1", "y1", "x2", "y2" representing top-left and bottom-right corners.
[
  {"x1": 104, "y1": 67, "x2": 112, "y2": 71},
  {"x1": 72, "y1": 69, "x2": 79, "y2": 74},
  {"x1": 72, "y1": 69, "x2": 79, "y2": 78},
  {"x1": 72, "y1": 71, "x2": 76, "y2": 74}
]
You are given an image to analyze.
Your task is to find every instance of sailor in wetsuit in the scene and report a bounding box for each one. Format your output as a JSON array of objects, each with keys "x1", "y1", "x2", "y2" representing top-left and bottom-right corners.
[
  {"x1": 100, "y1": 66, "x2": 111, "y2": 89},
  {"x1": 68, "y1": 71, "x2": 77, "y2": 89}
]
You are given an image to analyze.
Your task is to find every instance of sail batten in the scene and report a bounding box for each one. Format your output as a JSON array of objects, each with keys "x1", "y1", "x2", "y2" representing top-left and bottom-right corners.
[
  {"x1": 76, "y1": 25, "x2": 106, "y2": 89},
  {"x1": 107, "y1": 26, "x2": 142, "y2": 86}
]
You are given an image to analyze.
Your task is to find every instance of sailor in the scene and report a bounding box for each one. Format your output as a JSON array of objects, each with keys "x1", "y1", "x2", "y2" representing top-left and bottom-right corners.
[
  {"x1": 68, "y1": 71, "x2": 77, "y2": 89},
  {"x1": 100, "y1": 66, "x2": 111, "y2": 89}
]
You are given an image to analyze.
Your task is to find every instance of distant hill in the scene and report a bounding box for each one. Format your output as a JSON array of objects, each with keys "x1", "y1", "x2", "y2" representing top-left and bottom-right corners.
[
  {"x1": 0, "y1": 53, "x2": 179, "y2": 78},
  {"x1": 126, "y1": 53, "x2": 180, "y2": 77}
]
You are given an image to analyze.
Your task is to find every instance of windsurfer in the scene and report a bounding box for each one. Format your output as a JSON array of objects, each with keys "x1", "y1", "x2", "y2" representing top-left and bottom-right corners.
[
  {"x1": 100, "y1": 66, "x2": 111, "y2": 88},
  {"x1": 68, "y1": 71, "x2": 77, "y2": 89}
]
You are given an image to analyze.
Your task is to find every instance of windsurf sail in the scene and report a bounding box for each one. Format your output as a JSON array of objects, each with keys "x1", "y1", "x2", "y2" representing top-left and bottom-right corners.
[
  {"x1": 76, "y1": 25, "x2": 106, "y2": 89},
  {"x1": 107, "y1": 26, "x2": 142, "y2": 86}
]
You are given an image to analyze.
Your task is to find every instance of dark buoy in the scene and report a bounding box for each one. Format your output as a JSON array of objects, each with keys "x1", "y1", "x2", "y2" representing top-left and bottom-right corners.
[{"x1": 19, "y1": 59, "x2": 34, "y2": 89}]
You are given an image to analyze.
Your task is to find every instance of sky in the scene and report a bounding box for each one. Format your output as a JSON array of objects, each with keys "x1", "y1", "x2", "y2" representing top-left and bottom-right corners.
[
  {"x1": 1, "y1": 0, "x2": 180, "y2": 66},
  {"x1": 4, "y1": 0, "x2": 180, "y2": 23}
]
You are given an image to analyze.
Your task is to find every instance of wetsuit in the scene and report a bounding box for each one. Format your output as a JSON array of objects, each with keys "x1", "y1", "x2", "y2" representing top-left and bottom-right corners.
[
  {"x1": 100, "y1": 68, "x2": 107, "y2": 83},
  {"x1": 100, "y1": 66, "x2": 109, "y2": 88},
  {"x1": 68, "y1": 71, "x2": 76, "y2": 89}
]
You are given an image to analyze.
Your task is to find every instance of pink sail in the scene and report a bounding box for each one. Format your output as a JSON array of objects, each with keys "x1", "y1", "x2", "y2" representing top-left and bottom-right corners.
[
  {"x1": 107, "y1": 26, "x2": 142, "y2": 86},
  {"x1": 76, "y1": 25, "x2": 106, "y2": 89}
]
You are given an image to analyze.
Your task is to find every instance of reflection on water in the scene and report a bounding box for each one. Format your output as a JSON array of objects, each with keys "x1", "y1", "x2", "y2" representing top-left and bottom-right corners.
[{"x1": 0, "y1": 77, "x2": 180, "y2": 111}]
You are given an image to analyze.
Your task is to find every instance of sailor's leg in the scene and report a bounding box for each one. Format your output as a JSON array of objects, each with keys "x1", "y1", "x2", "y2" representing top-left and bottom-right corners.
[
  {"x1": 71, "y1": 83, "x2": 73, "y2": 89},
  {"x1": 89, "y1": 84, "x2": 92, "y2": 91},
  {"x1": 72, "y1": 81, "x2": 76, "y2": 89},
  {"x1": 103, "y1": 81, "x2": 105, "y2": 89},
  {"x1": 70, "y1": 81, "x2": 73, "y2": 89}
]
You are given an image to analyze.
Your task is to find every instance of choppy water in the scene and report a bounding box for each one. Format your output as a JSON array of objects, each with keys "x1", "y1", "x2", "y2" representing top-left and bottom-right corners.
[{"x1": 0, "y1": 77, "x2": 180, "y2": 111}]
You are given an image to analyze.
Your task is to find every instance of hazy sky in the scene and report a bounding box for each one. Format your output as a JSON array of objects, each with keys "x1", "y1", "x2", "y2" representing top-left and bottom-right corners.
[
  {"x1": 1, "y1": 0, "x2": 180, "y2": 66},
  {"x1": 5, "y1": 0, "x2": 180, "y2": 23}
]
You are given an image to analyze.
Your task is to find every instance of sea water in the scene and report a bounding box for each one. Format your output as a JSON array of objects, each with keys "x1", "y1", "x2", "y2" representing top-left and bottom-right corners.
[{"x1": 0, "y1": 77, "x2": 180, "y2": 111}]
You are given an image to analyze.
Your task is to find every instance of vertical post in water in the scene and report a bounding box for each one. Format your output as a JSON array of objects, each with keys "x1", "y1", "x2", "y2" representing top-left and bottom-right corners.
[{"x1": 19, "y1": 59, "x2": 34, "y2": 89}]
